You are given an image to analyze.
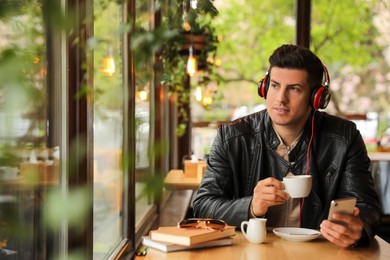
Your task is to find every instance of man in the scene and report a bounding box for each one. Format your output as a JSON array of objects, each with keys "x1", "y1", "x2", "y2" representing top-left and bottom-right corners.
[{"x1": 192, "y1": 44, "x2": 381, "y2": 247}]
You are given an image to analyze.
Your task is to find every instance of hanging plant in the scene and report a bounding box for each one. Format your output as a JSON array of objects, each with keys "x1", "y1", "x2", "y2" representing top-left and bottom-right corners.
[
  {"x1": 160, "y1": 0, "x2": 220, "y2": 136},
  {"x1": 129, "y1": 1, "x2": 220, "y2": 136}
]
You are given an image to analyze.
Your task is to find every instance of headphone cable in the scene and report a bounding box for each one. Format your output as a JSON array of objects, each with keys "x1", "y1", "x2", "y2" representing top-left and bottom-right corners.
[{"x1": 300, "y1": 110, "x2": 316, "y2": 227}]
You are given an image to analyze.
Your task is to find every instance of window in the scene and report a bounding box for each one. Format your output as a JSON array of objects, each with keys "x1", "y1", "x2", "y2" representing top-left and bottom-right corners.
[
  {"x1": 93, "y1": 1, "x2": 125, "y2": 258},
  {"x1": 0, "y1": 0, "x2": 64, "y2": 258},
  {"x1": 191, "y1": 0, "x2": 295, "y2": 158},
  {"x1": 134, "y1": 0, "x2": 157, "y2": 235}
]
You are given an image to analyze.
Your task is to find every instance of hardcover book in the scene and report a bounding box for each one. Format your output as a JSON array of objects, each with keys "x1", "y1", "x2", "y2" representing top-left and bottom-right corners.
[
  {"x1": 142, "y1": 236, "x2": 233, "y2": 252},
  {"x1": 149, "y1": 226, "x2": 236, "y2": 246}
]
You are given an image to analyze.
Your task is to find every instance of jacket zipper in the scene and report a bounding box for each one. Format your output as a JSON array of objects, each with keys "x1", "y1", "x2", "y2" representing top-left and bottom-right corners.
[{"x1": 325, "y1": 172, "x2": 332, "y2": 183}]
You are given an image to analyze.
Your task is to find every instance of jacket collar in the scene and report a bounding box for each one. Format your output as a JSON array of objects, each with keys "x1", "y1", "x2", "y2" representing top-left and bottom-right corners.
[{"x1": 261, "y1": 109, "x2": 316, "y2": 152}]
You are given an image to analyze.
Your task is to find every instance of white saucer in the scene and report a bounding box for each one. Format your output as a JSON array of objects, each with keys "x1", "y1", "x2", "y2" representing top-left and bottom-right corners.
[{"x1": 273, "y1": 227, "x2": 321, "y2": 242}]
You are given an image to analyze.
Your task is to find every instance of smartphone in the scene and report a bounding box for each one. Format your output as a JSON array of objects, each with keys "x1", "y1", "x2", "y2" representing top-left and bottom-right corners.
[{"x1": 327, "y1": 197, "x2": 357, "y2": 226}]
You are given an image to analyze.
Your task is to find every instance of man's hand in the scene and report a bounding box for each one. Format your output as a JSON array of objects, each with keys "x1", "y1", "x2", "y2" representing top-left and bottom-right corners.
[
  {"x1": 251, "y1": 177, "x2": 290, "y2": 217},
  {"x1": 320, "y1": 207, "x2": 364, "y2": 247}
]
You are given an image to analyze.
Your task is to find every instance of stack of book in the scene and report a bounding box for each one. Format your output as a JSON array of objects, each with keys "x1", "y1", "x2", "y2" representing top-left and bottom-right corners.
[{"x1": 142, "y1": 225, "x2": 236, "y2": 252}]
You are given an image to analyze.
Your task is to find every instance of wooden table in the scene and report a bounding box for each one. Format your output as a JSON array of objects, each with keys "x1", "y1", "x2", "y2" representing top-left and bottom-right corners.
[
  {"x1": 164, "y1": 170, "x2": 201, "y2": 190},
  {"x1": 138, "y1": 231, "x2": 390, "y2": 260}
]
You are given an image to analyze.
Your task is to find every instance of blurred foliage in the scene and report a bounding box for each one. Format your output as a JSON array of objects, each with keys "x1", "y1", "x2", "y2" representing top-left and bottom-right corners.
[
  {"x1": 0, "y1": 0, "x2": 47, "y2": 149},
  {"x1": 91, "y1": 0, "x2": 125, "y2": 111},
  {"x1": 44, "y1": 187, "x2": 91, "y2": 232},
  {"x1": 213, "y1": 0, "x2": 295, "y2": 85},
  {"x1": 161, "y1": 0, "x2": 220, "y2": 86},
  {"x1": 193, "y1": 0, "x2": 296, "y2": 120},
  {"x1": 0, "y1": 0, "x2": 34, "y2": 18},
  {"x1": 0, "y1": 0, "x2": 90, "y2": 258},
  {"x1": 209, "y1": 0, "x2": 389, "y2": 120},
  {"x1": 130, "y1": 0, "x2": 220, "y2": 136},
  {"x1": 310, "y1": 0, "x2": 388, "y2": 116}
]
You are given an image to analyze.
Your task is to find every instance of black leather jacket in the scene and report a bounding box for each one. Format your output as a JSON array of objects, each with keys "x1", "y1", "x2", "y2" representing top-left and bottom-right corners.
[{"x1": 193, "y1": 110, "x2": 381, "y2": 243}]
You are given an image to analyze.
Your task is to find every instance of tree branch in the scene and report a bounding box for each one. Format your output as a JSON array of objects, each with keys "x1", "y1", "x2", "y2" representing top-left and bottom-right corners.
[{"x1": 216, "y1": 69, "x2": 258, "y2": 85}]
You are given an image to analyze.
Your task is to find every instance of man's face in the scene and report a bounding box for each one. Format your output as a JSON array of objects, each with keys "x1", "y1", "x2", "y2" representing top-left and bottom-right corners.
[{"x1": 265, "y1": 67, "x2": 312, "y2": 130}]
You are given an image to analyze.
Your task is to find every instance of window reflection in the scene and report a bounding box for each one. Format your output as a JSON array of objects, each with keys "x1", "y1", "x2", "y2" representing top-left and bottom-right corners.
[
  {"x1": 93, "y1": 1, "x2": 123, "y2": 258},
  {"x1": 135, "y1": 0, "x2": 154, "y2": 225},
  {"x1": 0, "y1": 1, "x2": 52, "y2": 258}
]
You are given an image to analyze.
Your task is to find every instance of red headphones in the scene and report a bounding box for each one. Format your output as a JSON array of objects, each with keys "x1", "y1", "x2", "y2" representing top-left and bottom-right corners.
[{"x1": 257, "y1": 63, "x2": 331, "y2": 110}]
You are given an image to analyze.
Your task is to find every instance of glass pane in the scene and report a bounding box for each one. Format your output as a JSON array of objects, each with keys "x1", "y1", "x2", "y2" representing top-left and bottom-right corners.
[
  {"x1": 93, "y1": 1, "x2": 123, "y2": 258},
  {"x1": 191, "y1": 0, "x2": 295, "y2": 158},
  {"x1": 311, "y1": 0, "x2": 390, "y2": 117},
  {"x1": 0, "y1": 1, "x2": 61, "y2": 258},
  {"x1": 311, "y1": 1, "x2": 390, "y2": 227},
  {"x1": 135, "y1": 0, "x2": 153, "y2": 225}
]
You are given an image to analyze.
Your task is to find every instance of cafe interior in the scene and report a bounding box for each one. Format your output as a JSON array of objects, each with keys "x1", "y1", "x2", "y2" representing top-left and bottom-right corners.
[{"x1": 1, "y1": 0, "x2": 390, "y2": 259}]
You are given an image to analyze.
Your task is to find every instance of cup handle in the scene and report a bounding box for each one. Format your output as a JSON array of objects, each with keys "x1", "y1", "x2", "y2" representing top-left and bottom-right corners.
[{"x1": 241, "y1": 221, "x2": 249, "y2": 239}]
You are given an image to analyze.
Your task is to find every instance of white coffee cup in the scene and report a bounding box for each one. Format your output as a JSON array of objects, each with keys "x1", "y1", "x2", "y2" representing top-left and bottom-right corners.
[
  {"x1": 282, "y1": 175, "x2": 312, "y2": 198},
  {"x1": 241, "y1": 218, "x2": 267, "y2": 244}
]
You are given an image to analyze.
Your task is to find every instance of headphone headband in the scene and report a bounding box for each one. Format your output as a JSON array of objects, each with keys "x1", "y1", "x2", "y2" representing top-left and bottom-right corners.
[
  {"x1": 322, "y1": 62, "x2": 330, "y2": 87},
  {"x1": 258, "y1": 63, "x2": 331, "y2": 110}
]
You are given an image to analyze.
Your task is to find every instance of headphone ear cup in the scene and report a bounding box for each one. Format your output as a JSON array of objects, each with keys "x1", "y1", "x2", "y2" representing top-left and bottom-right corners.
[
  {"x1": 258, "y1": 75, "x2": 269, "y2": 98},
  {"x1": 310, "y1": 85, "x2": 331, "y2": 110}
]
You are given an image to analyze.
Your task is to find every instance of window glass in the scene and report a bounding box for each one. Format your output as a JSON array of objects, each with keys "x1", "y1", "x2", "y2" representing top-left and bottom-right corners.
[
  {"x1": 0, "y1": 0, "x2": 58, "y2": 258},
  {"x1": 135, "y1": 0, "x2": 154, "y2": 225},
  {"x1": 311, "y1": 0, "x2": 390, "y2": 218},
  {"x1": 311, "y1": 0, "x2": 389, "y2": 119},
  {"x1": 191, "y1": 0, "x2": 295, "y2": 158},
  {"x1": 93, "y1": 1, "x2": 124, "y2": 258}
]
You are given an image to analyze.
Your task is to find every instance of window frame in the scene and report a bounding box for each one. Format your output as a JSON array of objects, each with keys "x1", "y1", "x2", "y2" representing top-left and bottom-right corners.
[{"x1": 63, "y1": 0, "x2": 164, "y2": 258}]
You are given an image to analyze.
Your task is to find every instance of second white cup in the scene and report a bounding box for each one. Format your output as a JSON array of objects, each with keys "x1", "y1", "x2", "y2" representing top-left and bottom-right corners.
[{"x1": 282, "y1": 175, "x2": 312, "y2": 198}]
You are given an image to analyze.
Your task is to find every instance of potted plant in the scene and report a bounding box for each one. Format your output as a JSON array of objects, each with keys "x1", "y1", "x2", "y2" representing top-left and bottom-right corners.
[
  {"x1": 130, "y1": 1, "x2": 220, "y2": 136},
  {"x1": 160, "y1": 0, "x2": 219, "y2": 136}
]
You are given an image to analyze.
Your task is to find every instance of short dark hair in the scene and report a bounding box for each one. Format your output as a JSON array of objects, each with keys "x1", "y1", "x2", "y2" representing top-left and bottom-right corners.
[{"x1": 268, "y1": 44, "x2": 324, "y2": 90}]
